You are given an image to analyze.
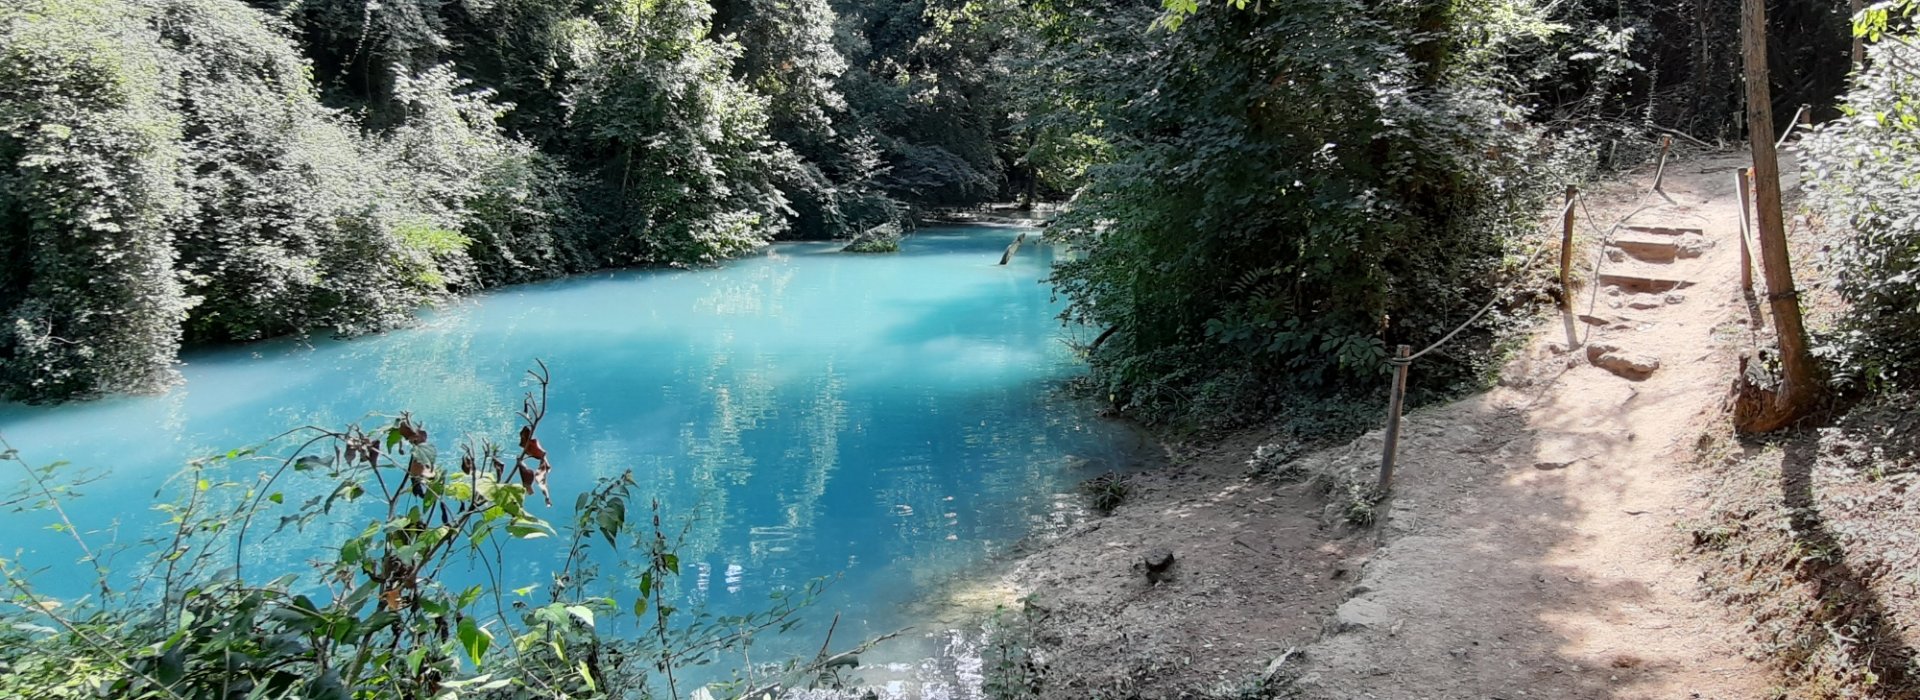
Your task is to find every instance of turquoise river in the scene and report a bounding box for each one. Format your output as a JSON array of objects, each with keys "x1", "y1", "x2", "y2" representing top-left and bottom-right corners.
[{"x1": 0, "y1": 225, "x2": 1145, "y2": 683}]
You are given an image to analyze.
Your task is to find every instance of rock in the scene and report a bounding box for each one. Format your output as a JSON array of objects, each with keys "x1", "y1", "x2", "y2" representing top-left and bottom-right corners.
[
  {"x1": 1606, "y1": 248, "x2": 1627, "y2": 263},
  {"x1": 1627, "y1": 296, "x2": 1664, "y2": 310},
  {"x1": 1664, "y1": 292, "x2": 1687, "y2": 305},
  {"x1": 1675, "y1": 233, "x2": 1714, "y2": 258},
  {"x1": 1328, "y1": 596, "x2": 1392, "y2": 634},
  {"x1": 1585, "y1": 342, "x2": 1660, "y2": 380},
  {"x1": 1143, "y1": 547, "x2": 1175, "y2": 584}
]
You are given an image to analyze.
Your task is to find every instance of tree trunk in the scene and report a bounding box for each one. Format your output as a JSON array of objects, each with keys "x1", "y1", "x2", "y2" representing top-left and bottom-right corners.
[
  {"x1": 1851, "y1": 0, "x2": 1866, "y2": 70},
  {"x1": 1733, "y1": 0, "x2": 1825, "y2": 434}
]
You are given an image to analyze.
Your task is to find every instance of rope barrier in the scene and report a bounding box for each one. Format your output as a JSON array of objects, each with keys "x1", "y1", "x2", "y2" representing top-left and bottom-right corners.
[
  {"x1": 1374, "y1": 151, "x2": 1680, "y2": 494},
  {"x1": 1390, "y1": 178, "x2": 1654, "y2": 367},
  {"x1": 1390, "y1": 237, "x2": 1557, "y2": 365}
]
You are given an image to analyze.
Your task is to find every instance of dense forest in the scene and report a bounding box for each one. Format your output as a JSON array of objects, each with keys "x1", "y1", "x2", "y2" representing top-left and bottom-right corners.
[{"x1": 0, "y1": 0, "x2": 1876, "y2": 413}]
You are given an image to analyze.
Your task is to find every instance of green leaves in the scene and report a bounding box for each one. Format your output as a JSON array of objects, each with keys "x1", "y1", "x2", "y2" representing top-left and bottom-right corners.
[
  {"x1": 592, "y1": 495, "x2": 625, "y2": 546},
  {"x1": 1044, "y1": 0, "x2": 1571, "y2": 427},
  {"x1": 1803, "y1": 29, "x2": 1920, "y2": 391},
  {"x1": 457, "y1": 616, "x2": 492, "y2": 667}
]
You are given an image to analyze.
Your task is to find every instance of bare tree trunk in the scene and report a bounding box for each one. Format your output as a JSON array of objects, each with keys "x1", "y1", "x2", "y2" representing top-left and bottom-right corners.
[{"x1": 1734, "y1": 0, "x2": 1825, "y2": 434}]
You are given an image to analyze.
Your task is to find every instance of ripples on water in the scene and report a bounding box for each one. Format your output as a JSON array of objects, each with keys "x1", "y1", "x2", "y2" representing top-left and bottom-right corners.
[{"x1": 0, "y1": 226, "x2": 1148, "y2": 689}]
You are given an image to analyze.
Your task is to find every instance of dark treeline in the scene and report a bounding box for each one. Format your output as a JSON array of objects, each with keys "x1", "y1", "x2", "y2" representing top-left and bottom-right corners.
[{"x1": 0, "y1": 0, "x2": 1862, "y2": 409}]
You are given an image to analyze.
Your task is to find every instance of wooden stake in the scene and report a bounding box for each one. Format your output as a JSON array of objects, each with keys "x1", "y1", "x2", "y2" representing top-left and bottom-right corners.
[
  {"x1": 1738, "y1": 0, "x2": 1825, "y2": 433},
  {"x1": 1558, "y1": 185, "x2": 1580, "y2": 349},
  {"x1": 1852, "y1": 0, "x2": 1866, "y2": 70},
  {"x1": 1736, "y1": 168, "x2": 1756, "y2": 295},
  {"x1": 1377, "y1": 345, "x2": 1411, "y2": 493},
  {"x1": 1652, "y1": 136, "x2": 1674, "y2": 192}
]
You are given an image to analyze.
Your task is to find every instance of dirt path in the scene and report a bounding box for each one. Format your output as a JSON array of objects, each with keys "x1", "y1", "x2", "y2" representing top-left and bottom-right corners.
[
  {"x1": 1289, "y1": 152, "x2": 1777, "y2": 699},
  {"x1": 857, "y1": 153, "x2": 1788, "y2": 700}
]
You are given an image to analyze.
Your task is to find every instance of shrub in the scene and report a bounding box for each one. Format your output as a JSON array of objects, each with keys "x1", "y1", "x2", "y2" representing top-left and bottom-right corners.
[
  {"x1": 1803, "y1": 35, "x2": 1920, "y2": 391},
  {"x1": 0, "y1": 0, "x2": 190, "y2": 400},
  {"x1": 1080, "y1": 471, "x2": 1133, "y2": 516},
  {"x1": 842, "y1": 222, "x2": 902, "y2": 253},
  {"x1": 1045, "y1": 0, "x2": 1583, "y2": 426}
]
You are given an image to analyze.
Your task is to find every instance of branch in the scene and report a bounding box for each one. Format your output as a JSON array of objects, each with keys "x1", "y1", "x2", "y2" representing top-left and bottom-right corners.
[
  {"x1": 1646, "y1": 123, "x2": 1715, "y2": 149},
  {"x1": 733, "y1": 629, "x2": 910, "y2": 700}
]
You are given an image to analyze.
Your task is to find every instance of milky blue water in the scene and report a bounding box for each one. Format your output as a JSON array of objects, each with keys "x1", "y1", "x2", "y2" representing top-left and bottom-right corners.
[{"x1": 0, "y1": 226, "x2": 1145, "y2": 674}]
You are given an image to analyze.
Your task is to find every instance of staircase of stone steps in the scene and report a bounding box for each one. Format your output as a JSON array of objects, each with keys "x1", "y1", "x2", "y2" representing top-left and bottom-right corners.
[{"x1": 1580, "y1": 223, "x2": 1716, "y2": 380}]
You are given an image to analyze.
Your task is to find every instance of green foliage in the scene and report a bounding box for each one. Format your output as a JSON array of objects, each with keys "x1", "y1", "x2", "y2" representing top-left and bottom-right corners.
[
  {"x1": 1042, "y1": 0, "x2": 1580, "y2": 426},
  {"x1": 157, "y1": 0, "x2": 454, "y2": 343},
  {"x1": 563, "y1": 0, "x2": 790, "y2": 265},
  {"x1": 0, "y1": 0, "x2": 189, "y2": 399},
  {"x1": 835, "y1": 0, "x2": 1017, "y2": 206},
  {"x1": 1805, "y1": 9, "x2": 1920, "y2": 390},
  {"x1": 1079, "y1": 471, "x2": 1133, "y2": 516},
  {"x1": 841, "y1": 222, "x2": 902, "y2": 252},
  {"x1": 0, "y1": 369, "x2": 850, "y2": 699},
  {"x1": 981, "y1": 599, "x2": 1047, "y2": 700}
]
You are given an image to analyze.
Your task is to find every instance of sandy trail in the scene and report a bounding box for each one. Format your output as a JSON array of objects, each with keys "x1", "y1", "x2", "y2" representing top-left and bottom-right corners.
[{"x1": 1291, "y1": 152, "x2": 1777, "y2": 699}]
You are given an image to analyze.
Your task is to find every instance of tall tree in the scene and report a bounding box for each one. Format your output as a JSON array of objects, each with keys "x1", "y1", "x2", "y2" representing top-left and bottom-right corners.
[{"x1": 1734, "y1": 0, "x2": 1826, "y2": 433}]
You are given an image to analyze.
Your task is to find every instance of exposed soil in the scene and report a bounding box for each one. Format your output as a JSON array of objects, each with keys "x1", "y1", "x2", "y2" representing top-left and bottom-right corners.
[
  {"x1": 980, "y1": 152, "x2": 1790, "y2": 699},
  {"x1": 1689, "y1": 394, "x2": 1920, "y2": 699},
  {"x1": 993, "y1": 428, "x2": 1372, "y2": 698}
]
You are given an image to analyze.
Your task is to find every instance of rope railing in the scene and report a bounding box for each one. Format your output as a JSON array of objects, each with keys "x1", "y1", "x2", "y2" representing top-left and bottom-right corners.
[{"x1": 1376, "y1": 139, "x2": 1676, "y2": 493}]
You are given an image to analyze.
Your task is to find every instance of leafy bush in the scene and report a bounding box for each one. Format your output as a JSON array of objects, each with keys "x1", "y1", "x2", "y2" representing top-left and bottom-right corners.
[
  {"x1": 1043, "y1": 0, "x2": 1583, "y2": 427},
  {"x1": 562, "y1": 0, "x2": 790, "y2": 265},
  {"x1": 0, "y1": 0, "x2": 190, "y2": 400},
  {"x1": 842, "y1": 222, "x2": 902, "y2": 253},
  {"x1": 1804, "y1": 26, "x2": 1920, "y2": 391},
  {"x1": 0, "y1": 0, "x2": 567, "y2": 396},
  {"x1": 157, "y1": 0, "x2": 453, "y2": 343}
]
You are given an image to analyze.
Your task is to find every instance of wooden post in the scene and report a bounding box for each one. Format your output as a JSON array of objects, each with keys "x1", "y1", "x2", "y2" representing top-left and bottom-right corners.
[
  {"x1": 1735, "y1": 168, "x2": 1756, "y2": 298},
  {"x1": 1739, "y1": 0, "x2": 1825, "y2": 432},
  {"x1": 998, "y1": 232, "x2": 1027, "y2": 265},
  {"x1": 1558, "y1": 185, "x2": 1580, "y2": 349},
  {"x1": 1377, "y1": 345, "x2": 1411, "y2": 493},
  {"x1": 1852, "y1": 0, "x2": 1866, "y2": 70},
  {"x1": 1651, "y1": 136, "x2": 1674, "y2": 192}
]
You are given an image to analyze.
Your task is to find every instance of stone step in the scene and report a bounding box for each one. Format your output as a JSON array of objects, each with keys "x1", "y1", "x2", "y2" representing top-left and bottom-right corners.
[
  {"x1": 1587, "y1": 342, "x2": 1660, "y2": 380},
  {"x1": 1609, "y1": 232, "x2": 1679, "y2": 263},
  {"x1": 1624, "y1": 224, "x2": 1705, "y2": 237},
  {"x1": 1598, "y1": 272, "x2": 1693, "y2": 294}
]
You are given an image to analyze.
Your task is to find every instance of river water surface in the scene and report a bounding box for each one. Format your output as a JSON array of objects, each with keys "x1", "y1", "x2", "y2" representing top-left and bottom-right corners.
[{"x1": 0, "y1": 225, "x2": 1140, "y2": 687}]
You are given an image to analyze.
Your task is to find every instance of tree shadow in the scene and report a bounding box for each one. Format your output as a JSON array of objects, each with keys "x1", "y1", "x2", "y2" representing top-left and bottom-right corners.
[{"x1": 1776, "y1": 436, "x2": 1920, "y2": 691}]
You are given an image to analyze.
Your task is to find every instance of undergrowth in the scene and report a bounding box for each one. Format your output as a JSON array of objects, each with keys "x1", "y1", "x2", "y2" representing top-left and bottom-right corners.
[{"x1": 1079, "y1": 472, "x2": 1133, "y2": 516}]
